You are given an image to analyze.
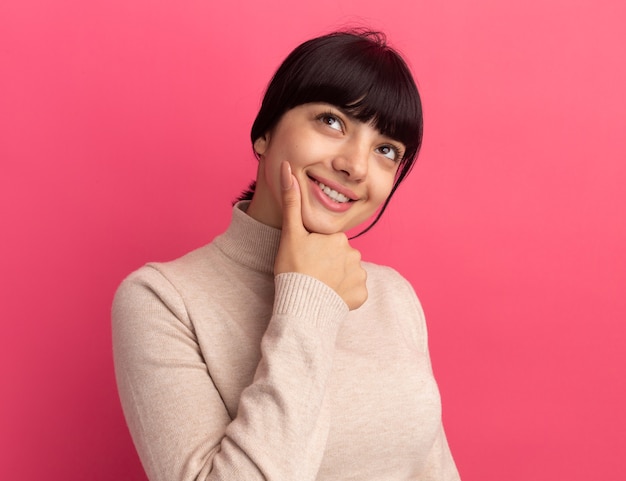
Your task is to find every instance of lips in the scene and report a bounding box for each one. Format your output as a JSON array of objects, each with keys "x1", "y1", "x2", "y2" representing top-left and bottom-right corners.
[
  {"x1": 315, "y1": 180, "x2": 350, "y2": 203},
  {"x1": 305, "y1": 174, "x2": 359, "y2": 214},
  {"x1": 307, "y1": 174, "x2": 358, "y2": 202}
]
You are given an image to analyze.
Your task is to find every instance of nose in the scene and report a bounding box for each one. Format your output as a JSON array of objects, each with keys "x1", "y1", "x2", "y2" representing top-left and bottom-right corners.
[{"x1": 331, "y1": 138, "x2": 369, "y2": 182}]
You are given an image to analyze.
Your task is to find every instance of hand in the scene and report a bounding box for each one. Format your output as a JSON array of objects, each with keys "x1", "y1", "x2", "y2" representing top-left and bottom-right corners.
[{"x1": 274, "y1": 161, "x2": 368, "y2": 311}]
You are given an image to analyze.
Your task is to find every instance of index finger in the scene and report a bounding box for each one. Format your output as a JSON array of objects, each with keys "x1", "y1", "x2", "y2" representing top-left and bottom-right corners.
[{"x1": 280, "y1": 161, "x2": 307, "y2": 236}]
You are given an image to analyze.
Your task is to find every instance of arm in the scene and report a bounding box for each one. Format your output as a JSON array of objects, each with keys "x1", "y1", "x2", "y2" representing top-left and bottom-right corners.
[
  {"x1": 112, "y1": 267, "x2": 348, "y2": 481},
  {"x1": 113, "y1": 162, "x2": 367, "y2": 480}
]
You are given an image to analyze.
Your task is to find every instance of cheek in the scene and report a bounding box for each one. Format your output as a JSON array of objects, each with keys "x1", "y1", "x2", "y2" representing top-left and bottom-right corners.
[
  {"x1": 256, "y1": 155, "x2": 282, "y2": 209},
  {"x1": 371, "y1": 171, "x2": 397, "y2": 204}
]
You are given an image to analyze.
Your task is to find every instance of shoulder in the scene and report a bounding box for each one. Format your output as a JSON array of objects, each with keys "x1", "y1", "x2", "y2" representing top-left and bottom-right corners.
[
  {"x1": 112, "y1": 244, "x2": 215, "y2": 326},
  {"x1": 363, "y1": 261, "x2": 406, "y2": 282},
  {"x1": 112, "y1": 264, "x2": 188, "y2": 332},
  {"x1": 362, "y1": 262, "x2": 420, "y2": 302},
  {"x1": 361, "y1": 261, "x2": 428, "y2": 351},
  {"x1": 114, "y1": 241, "x2": 220, "y2": 300}
]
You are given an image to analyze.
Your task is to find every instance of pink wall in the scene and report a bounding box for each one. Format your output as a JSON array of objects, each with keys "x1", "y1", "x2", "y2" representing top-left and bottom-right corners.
[{"x1": 2, "y1": 0, "x2": 625, "y2": 479}]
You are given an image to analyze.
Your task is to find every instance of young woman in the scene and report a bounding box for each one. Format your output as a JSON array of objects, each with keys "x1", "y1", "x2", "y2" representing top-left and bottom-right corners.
[{"x1": 113, "y1": 30, "x2": 460, "y2": 481}]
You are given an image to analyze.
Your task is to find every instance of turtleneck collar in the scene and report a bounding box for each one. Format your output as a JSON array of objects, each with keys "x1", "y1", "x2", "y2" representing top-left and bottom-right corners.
[{"x1": 213, "y1": 201, "x2": 281, "y2": 275}]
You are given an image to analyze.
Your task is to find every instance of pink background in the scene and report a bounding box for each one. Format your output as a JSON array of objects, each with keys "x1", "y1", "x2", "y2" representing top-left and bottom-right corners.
[{"x1": 2, "y1": 0, "x2": 625, "y2": 479}]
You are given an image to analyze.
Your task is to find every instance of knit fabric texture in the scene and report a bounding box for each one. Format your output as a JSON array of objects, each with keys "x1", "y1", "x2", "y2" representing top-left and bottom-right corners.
[{"x1": 112, "y1": 202, "x2": 460, "y2": 481}]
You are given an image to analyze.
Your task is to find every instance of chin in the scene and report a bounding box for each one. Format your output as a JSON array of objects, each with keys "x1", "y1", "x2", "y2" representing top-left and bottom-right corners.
[
  {"x1": 301, "y1": 207, "x2": 369, "y2": 235},
  {"x1": 302, "y1": 217, "x2": 361, "y2": 235},
  {"x1": 302, "y1": 223, "x2": 341, "y2": 235},
  {"x1": 301, "y1": 217, "x2": 342, "y2": 235}
]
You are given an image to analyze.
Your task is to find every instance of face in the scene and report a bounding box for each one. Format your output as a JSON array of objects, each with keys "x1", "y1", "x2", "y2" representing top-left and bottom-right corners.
[{"x1": 246, "y1": 103, "x2": 405, "y2": 234}]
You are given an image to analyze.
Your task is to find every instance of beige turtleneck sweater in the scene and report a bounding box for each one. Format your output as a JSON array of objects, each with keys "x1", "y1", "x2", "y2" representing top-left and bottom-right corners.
[{"x1": 112, "y1": 202, "x2": 460, "y2": 481}]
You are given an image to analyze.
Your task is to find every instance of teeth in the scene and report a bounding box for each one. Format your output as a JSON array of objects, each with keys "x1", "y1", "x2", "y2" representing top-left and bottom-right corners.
[{"x1": 317, "y1": 181, "x2": 350, "y2": 203}]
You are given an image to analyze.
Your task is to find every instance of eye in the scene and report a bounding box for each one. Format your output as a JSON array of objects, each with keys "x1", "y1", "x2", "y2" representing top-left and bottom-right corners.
[
  {"x1": 376, "y1": 144, "x2": 402, "y2": 162},
  {"x1": 318, "y1": 112, "x2": 344, "y2": 132}
]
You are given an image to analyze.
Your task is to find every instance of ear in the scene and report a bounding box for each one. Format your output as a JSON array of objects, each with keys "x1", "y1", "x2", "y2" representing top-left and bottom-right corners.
[{"x1": 253, "y1": 134, "x2": 270, "y2": 157}]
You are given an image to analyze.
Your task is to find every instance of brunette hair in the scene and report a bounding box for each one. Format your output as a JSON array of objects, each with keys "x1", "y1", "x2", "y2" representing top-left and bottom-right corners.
[{"x1": 238, "y1": 29, "x2": 423, "y2": 237}]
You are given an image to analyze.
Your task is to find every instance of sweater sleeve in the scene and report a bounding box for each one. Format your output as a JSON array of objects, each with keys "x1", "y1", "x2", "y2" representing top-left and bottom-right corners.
[{"x1": 112, "y1": 267, "x2": 348, "y2": 481}]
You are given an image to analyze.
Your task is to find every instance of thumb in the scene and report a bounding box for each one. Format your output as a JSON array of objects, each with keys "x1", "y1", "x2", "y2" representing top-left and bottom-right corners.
[{"x1": 280, "y1": 161, "x2": 307, "y2": 236}]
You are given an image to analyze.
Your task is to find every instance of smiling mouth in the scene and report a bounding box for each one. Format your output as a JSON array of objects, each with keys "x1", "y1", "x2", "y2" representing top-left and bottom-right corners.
[{"x1": 313, "y1": 179, "x2": 352, "y2": 203}]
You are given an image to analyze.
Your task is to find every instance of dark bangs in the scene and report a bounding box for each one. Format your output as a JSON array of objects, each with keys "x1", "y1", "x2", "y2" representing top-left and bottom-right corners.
[
  {"x1": 251, "y1": 31, "x2": 423, "y2": 169},
  {"x1": 248, "y1": 31, "x2": 423, "y2": 235}
]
